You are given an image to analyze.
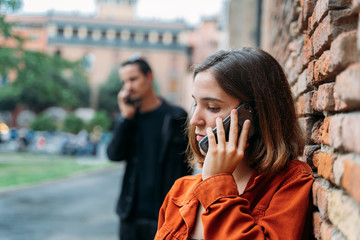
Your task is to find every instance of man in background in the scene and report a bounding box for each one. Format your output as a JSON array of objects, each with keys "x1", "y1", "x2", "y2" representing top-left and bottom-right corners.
[{"x1": 107, "y1": 56, "x2": 191, "y2": 240}]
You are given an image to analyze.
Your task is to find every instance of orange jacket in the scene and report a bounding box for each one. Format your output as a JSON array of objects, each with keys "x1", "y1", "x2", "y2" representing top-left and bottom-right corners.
[{"x1": 155, "y1": 160, "x2": 314, "y2": 240}]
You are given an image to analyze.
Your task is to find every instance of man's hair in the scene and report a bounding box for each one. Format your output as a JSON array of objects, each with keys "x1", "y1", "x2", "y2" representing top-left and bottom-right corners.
[
  {"x1": 121, "y1": 57, "x2": 152, "y2": 76},
  {"x1": 187, "y1": 47, "x2": 305, "y2": 175}
]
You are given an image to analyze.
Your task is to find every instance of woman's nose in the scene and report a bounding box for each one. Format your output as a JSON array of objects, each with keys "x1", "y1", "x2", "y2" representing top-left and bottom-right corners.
[{"x1": 190, "y1": 110, "x2": 205, "y2": 127}]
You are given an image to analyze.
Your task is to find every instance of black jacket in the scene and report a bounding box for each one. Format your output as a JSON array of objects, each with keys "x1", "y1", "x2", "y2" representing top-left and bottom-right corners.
[{"x1": 107, "y1": 100, "x2": 191, "y2": 220}]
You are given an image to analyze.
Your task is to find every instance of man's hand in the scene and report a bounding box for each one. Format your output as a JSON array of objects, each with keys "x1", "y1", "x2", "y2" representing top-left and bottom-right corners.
[{"x1": 118, "y1": 89, "x2": 137, "y2": 119}]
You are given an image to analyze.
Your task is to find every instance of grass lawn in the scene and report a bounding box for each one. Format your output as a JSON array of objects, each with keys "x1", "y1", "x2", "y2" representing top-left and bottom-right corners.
[{"x1": 0, "y1": 152, "x2": 117, "y2": 188}]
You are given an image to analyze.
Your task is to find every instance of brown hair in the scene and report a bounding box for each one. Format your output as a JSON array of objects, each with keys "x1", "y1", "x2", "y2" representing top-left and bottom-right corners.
[{"x1": 187, "y1": 48, "x2": 305, "y2": 175}]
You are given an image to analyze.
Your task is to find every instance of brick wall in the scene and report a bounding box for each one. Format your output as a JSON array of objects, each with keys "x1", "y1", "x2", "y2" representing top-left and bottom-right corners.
[{"x1": 262, "y1": 0, "x2": 360, "y2": 239}]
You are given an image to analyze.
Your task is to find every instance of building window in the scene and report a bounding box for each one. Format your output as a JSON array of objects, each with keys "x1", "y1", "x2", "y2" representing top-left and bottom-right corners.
[
  {"x1": 107, "y1": 29, "x2": 116, "y2": 40},
  {"x1": 64, "y1": 25, "x2": 73, "y2": 39},
  {"x1": 148, "y1": 31, "x2": 159, "y2": 44},
  {"x1": 87, "y1": 30, "x2": 92, "y2": 39},
  {"x1": 78, "y1": 26, "x2": 87, "y2": 39},
  {"x1": 73, "y1": 28, "x2": 78, "y2": 38},
  {"x1": 47, "y1": 24, "x2": 57, "y2": 37},
  {"x1": 121, "y1": 29, "x2": 130, "y2": 41},
  {"x1": 162, "y1": 31, "x2": 173, "y2": 45},
  {"x1": 57, "y1": 28, "x2": 64, "y2": 37}
]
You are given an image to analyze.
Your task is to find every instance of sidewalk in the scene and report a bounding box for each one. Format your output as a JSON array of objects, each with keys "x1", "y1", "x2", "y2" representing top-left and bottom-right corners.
[{"x1": 0, "y1": 163, "x2": 125, "y2": 240}]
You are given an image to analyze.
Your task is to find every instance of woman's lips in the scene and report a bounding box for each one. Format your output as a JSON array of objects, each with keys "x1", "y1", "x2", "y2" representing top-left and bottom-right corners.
[{"x1": 196, "y1": 134, "x2": 205, "y2": 142}]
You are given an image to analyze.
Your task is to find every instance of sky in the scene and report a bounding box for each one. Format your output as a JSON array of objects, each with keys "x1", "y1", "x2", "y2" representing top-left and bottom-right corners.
[{"x1": 19, "y1": 0, "x2": 224, "y2": 25}]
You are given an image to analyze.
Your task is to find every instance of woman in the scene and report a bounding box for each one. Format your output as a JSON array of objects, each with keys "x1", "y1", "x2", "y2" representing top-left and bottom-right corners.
[{"x1": 155, "y1": 48, "x2": 314, "y2": 240}]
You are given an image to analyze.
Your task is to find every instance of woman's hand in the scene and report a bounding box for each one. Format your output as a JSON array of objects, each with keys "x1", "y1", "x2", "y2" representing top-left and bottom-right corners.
[{"x1": 202, "y1": 109, "x2": 251, "y2": 180}]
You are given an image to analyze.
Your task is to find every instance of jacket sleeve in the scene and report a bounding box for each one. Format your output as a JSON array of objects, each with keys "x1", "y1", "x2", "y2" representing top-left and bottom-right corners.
[
  {"x1": 106, "y1": 116, "x2": 135, "y2": 161},
  {"x1": 193, "y1": 172, "x2": 314, "y2": 240}
]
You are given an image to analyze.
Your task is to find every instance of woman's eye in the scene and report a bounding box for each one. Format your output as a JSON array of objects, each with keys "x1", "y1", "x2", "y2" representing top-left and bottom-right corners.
[{"x1": 208, "y1": 106, "x2": 220, "y2": 112}]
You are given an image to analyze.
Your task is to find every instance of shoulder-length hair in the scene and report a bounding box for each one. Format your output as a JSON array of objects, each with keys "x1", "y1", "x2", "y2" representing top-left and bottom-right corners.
[{"x1": 187, "y1": 47, "x2": 305, "y2": 175}]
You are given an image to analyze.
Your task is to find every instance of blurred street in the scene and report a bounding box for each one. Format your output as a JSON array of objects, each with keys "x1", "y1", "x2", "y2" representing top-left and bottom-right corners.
[{"x1": 0, "y1": 162, "x2": 125, "y2": 240}]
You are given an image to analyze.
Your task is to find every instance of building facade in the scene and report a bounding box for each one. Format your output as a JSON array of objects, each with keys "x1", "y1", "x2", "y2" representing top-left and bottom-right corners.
[{"x1": 5, "y1": 0, "x2": 192, "y2": 108}]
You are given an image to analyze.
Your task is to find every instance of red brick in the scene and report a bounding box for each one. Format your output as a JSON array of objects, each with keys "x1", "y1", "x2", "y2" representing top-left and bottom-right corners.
[
  {"x1": 296, "y1": 91, "x2": 316, "y2": 116},
  {"x1": 315, "y1": 0, "x2": 353, "y2": 25},
  {"x1": 310, "y1": 119, "x2": 323, "y2": 144},
  {"x1": 312, "y1": 179, "x2": 320, "y2": 206},
  {"x1": 307, "y1": 60, "x2": 316, "y2": 87},
  {"x1": 329, "y1": 113, "x2": 360, "y2": 153},
  {"x1": 334, "y1": 63, "x2": 360, "y2": 109},
  {"x1": 313, "y1": 211, "x2": 322, "y2": 239},
  {"x1": 285, "y1": 39, "x2": 304, "y2": 85},
  {"x1": 312, "y1": 82, "x2": 335, "y2": 112},
  {"x1": 298, "y1": 0, "x2": 316, "y2": 31},
  {"x1": 313, "y1": 151, "x2": 334, "y2": 181},
  {"x1": 301, "y1": 145, "x2": 321, "y2": 168},
  {"x1": 293, "y1": 69, "x2": 308, "y2": 98},
  {"x1": 309, "y1": 0, "x2": 354, "y2": 35},
  {"x1": 299, "y1": 117, "x2": 317, "y2": 141},
  {"x1": 333, "y1": 85, "x2": 350, "y2": 111},
  {"x1": 333, "y1": 155, "x2": 345, "y2": 186},
  {"x1": 320, "y1": 117, "x2": 331, "y2": 145},
  {"x1": 329, "y1": 114, "x2": 344, "y2": 149},
  {"x1": 342, "y1": 157, "x2": 360, "y2": 204},
  {"x1": 342, "y1": 113, "x2": 360, "y2": 153},
  {"x1": 314, "y1": 51, "x2": 333, "y2": 84},
  {"x1": 320, "y1": 221, "x2": 335, "y2": 240},
  {"x1": 302, "y1": 35, "x2": 314, "y2": 67},
  {"x1": 313, "y1": 177, "x2": 330, "y2": 218},
  {"x1": 312, "y1": 9, "x2": 357, "y2": 57},
  {"x1": 303, "y1": 0, "x2": 317, "y2": 23},
  {"x1": 329, "y1": 31, "x2": 360, "y2": 73}
]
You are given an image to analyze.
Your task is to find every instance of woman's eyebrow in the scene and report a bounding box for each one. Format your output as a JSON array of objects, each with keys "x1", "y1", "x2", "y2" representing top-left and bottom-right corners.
[
  {"x1": 201, "y1": 97, "x2": 224, "y2": 103},
  {"x1": 192, "y1": 95, "x2": 224, "y2": 103}
]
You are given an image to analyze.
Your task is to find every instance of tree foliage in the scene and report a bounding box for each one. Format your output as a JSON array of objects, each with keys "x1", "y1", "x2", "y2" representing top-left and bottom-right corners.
[
  {"x1": 0, "y1": 1, "x2": 90, "y2": 112},
  {"x1": 0, "y1": 0, "x2": 22, "y2": 76},
  {"x1": 30, "y1": 113, "x2": 57, "y2": 131},
  {"x1": 0, "y1": 51, "x2": 90, "y2": 112},
  {"x1": 86, "y1": 110, "x2": 111, "y2": 132},
  {"x1": 62, "y1": 114, "x2": 84, "y2": 134},
  {"x1": 97, "y1": 68, "x2": 122, "y2": 114}
]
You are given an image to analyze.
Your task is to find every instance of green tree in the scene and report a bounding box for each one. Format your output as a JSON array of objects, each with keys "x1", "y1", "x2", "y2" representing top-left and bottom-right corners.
[
  {"x1": 0, "y1": 84, "x2": 19, "y2": 110},
  {"x1": 30, "y1": 114, "x2": 57, "y2": 131},
  {"x1": 62, "y1": 114, "x2": 84, "y2": 134},
  {"x1": 0, "y1": 51, "x2": 90, "y2": 112},
  {"x1": 86, "y1": 111, "x2": 111, "y2": 132},
  {"x1": 0, "y1": 0, "x2": 23, "y2": 78},
  {"x1": 0, "y1": 1, "x2": 90, "y2": 112},
  {"x1": 98, "y1": 68, "x2": 122, "y2": 114},
  {"x1": 0, "y1": 0, "x2": 22, "y2": 38}
]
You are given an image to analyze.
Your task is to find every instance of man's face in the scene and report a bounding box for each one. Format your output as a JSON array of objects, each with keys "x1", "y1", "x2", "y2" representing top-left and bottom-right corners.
[{"x1": 119, "y1": 64, "x2": 152, "y2": 100}]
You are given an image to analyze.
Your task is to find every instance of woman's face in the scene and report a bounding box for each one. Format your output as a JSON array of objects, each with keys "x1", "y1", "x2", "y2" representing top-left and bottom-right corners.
[{"x1": 190, "y1": 70, "x2": 240, "y2": 154}]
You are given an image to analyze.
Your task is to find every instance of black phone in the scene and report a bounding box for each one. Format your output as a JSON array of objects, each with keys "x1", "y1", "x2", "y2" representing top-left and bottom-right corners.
[
  {"x1": 124, "y1": 95, "x2": 141, "y2": 109},
  {"x1": 199, "y1": 103, "x2": 255, "y2": 153}
]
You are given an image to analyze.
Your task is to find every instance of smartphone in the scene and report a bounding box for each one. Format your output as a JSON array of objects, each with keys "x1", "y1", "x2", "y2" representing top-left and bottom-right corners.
[
  {"x1": 124, "y1": 95, "x2": 141, "y2": 109},
  {"x1": 199, "y1": 103, "x2": 255, "y2": 153}
]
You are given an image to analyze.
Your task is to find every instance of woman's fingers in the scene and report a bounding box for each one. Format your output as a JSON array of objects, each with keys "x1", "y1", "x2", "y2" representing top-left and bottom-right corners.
[
  {"x1": 206, "y1": 127, "x2": 216, "y2": 152},
  {"x1": 216, "y1": 117, "x2": 225, "y2": 150},
  {"x1": 228, "y1": 109, "x2": 238, "y2": 147},
  {"x1": 237, "y1": 120, "x2": 250, "y2": 153}
]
